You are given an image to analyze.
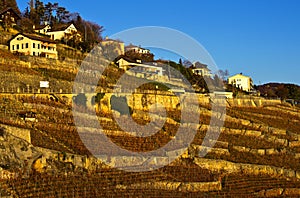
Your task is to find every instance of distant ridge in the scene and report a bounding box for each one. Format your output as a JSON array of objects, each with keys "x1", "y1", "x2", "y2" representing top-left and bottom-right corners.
[{"x1": 257, "y1": 82, "x2": 300, "y2": 100}]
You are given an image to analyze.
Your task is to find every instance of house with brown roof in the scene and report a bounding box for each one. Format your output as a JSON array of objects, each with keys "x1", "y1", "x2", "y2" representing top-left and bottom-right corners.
[
  {"x1": 0, "y1": 7, "x2": 21, "y2": 28},
  {"x1": 100, "y1": 37, "x2": 125, "y2": 56},
  {"x1": 190, "y1": 61, "x2": 212, "y2": 77},
  {"x1": 34, "y1": 24, "x2": 51, "y2": 34},
  {"x1": 115, "y1": 55, "x2": 163, "y2": 77},
  {"x1": 125, "y1": 44, "x2": 150, "y2": 54},
  {"x1": 46, "y1": 23, "x2": 82, "y2": 42},
  {"x1": 9, "y1": 33, "x2": 58, "y2": 59}
]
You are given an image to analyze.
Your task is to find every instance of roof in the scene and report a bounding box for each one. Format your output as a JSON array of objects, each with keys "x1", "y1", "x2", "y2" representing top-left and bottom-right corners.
[
  {"x1": 115, "y1": 55, "x2": 136, "y2": 63},
  {"x1": 194, "y1": 61, "x2": 208, "y2": 68},
  {"x1": 0, "y1": 7, "x2": 21, "y2": 19},
  {"x1": 229, "y1": 73, "x2": 251, "y2": 79},
  {"x1": 34, "y1": 24, "x2": 50, "y2": 30},
  {"x1": 125, "y1": 44, "x2": 149, "y2": 51},
  {"x1": 9, "y1": 33, "x2": 56, "y2": 44},
  {"x1": 101, "y1": 38, "x2": 124, "y2": 43},
  {"x1": 48, "y1": 23, "x2": 76, "y2": 32},
  {"x1": 189, "y1": 61, "x2": 210, "y2": 71},
  {"x1": 125, "y1": 44, "x2": 138, "y2": 48}
]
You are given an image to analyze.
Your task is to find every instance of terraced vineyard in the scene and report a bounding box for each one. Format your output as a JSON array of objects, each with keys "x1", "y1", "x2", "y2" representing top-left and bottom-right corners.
[{"x1": 1, "y1": 94, "x2": 300, "y2": 197}]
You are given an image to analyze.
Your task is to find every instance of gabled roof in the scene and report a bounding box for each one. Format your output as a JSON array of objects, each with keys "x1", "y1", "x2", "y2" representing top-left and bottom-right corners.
[
  {"x1": 48, "y1": 23, "x2": 76, "y2": 32},
  {"x1": 34, "y1": 24, "x2": 50, "y2": 30},
  {"x1": 189, "y1": 61, "x2": 210, "y2": 71},
  {"x1": 115, "y1": 55, "x2": 136, "y2": 63},
  {"x1": 125, "y1": 44, "x2": 138, "y2": 48},
  {"x1": 125, "y1": 44, "x2": 149, "y2": 51},
  {"x1": 9, "y1": 33, "x2": 56, "y2": 44},
  {"x1": 229, "y1": 73, "x2": 251, "y2": 79},
  {"x1": 194, "y1": 61, "x2": 208, "y2": 68},
  {"x1": 0, "y1": 7, "x2": 21, "y2": 20},
  {"x1": 101, "y1": 38, "x2": 124, "y2": 43}
]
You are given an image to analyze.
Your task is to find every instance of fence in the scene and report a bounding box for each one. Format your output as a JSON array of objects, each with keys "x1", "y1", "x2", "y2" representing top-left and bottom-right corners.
[
  {"x1": 0, "y1": 87, "x2": 177, "y2": 95},
  {"x1": 0, "y1": 87, "x2": 73, "y2": 94}
]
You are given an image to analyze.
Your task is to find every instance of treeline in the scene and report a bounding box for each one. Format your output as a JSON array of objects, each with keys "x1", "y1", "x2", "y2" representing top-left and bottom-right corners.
[
  {"x1": 257, "y1": 83, "x2": 300, "y2": 100},
  {"x1": 0, "y1": 0, "x2": 20, "y2": 13},
  {"x1": 19, "y1": 0, "x2": 103, "y2": 52}
]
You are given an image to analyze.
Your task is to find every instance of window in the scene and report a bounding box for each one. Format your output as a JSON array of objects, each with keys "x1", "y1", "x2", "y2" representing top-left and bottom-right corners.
[
  {"x1": 38, "y1": 44, "x2": 40, "y2": 49},
  {"x1": 25, "y1": 43, "x2": 28, "y2": 48},
  {"x1": 12, "y1": 45, "x2": 14, "y2": 50},
  {"x1": 16, "y1": 44, "x2": 19, "y2": 50},
  {"x1": 33, "y1": 52, "x2": 35, "y2": 56},
  {"x1": 17, "y1": 37, "x2": 24, "y2": 41},
  {"x1": 33, "y1": 43, "x2": 35, "y2": 48}
]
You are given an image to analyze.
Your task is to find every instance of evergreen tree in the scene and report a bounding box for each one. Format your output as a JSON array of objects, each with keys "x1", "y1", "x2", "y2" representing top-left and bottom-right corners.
[
  {"x1": 44, "y1": 2, "x2": 53, "y2": 24},
  {"x1": 179, "y1": 58, "x2": 183, "y2": 65}
]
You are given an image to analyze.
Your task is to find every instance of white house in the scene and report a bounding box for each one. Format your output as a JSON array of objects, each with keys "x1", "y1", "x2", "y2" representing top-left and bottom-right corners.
[
  {"x1": 116, "y1": 56, "x2": 163, "y2": 77},
  {"x1": 34, "y1": 24, "x2": 51, "y2": 34},
  {"x1": 228, "y1": 73, "x2": 253, "y2": 92},
  {"x1": 9, "y1": 33, "x2": 58, "y2": 59},
  {"x1": 100, "y1": 37, "x2": 125, "y2": 56},
  {"x1": 46, "y1": 23, "x2": 81, "y2": 41},
  {"x1": 125, "y1": 44, "x2": 150, "y2": 54},
  {"x1": 190, "y1": 61, "x2": 212, "y2": 77}
]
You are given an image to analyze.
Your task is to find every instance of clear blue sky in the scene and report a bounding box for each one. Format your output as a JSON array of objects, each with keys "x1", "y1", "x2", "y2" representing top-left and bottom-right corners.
[{"x1": 16, "y1": 0, "x2": 300, "y2": 85}]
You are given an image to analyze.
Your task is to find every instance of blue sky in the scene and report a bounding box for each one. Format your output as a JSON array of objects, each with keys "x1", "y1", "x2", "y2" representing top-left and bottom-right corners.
[{"x1": 16, "y1": 0, "x2": 300, "y2": 85}]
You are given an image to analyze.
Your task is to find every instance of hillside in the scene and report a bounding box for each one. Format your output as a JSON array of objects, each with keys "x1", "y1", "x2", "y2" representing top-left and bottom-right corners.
[
  {"x1": 1, "y1": 80, "x2": 300, "y2": 196},
  {"x1": 0, "y1": 1, "x2": 299, "y2": 196}
]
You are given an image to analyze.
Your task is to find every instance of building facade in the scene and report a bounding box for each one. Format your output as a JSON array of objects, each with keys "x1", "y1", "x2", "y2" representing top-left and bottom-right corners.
[
  {"x1": 46, "y1": 24, "x2": 81, "y2": 41},
  {"x1": 116, "y1": 56, "x2": 163, "y2": 77},
  {"x1": 190, "y1": 61, "x2": 212, "y2": 77},
  {"x1": 34, "y1": 24, "x2": 51, "y2": 34},
  {"x1": 9, "y1": 33, "x2": 58, "y2": 59},
  {"x1": 228, "y1": 73, "x2": 253, "y2": 92},
  {"x1": 125, "y1": 44, "x2": 150, "y2": 54},
  {"x1": 100, "y1": 37, "x2": 125, "y2": 56}
]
